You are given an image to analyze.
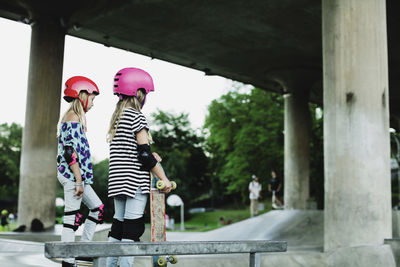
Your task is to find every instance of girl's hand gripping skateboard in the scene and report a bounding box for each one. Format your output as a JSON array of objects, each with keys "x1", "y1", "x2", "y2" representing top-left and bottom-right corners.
[{"x1": 156, "y1": 179, "x2": 177, "y2": 193}]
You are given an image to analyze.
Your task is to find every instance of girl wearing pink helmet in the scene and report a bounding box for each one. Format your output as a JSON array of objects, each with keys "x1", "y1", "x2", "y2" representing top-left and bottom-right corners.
[
  {"x1": 106, "y1": 68, "x2": 172, "y2": 267},
  {"x1": 57, "y1": 76, "x2": 104, "y2": 267}
]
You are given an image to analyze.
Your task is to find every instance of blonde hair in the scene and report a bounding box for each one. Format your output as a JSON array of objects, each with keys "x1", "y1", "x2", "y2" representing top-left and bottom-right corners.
[
  {"x1": 107, "y1": 90, "x2": 152, "y2": 143},
  {"x1": 57, "y1": 92, "x2": 88, "y2": 137}
]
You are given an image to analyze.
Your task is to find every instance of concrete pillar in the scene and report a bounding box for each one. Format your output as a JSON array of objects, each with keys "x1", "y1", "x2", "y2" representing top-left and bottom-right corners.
[
  {"x1": 323, "y1": 0, "x2": 391, "y2": 251},
  {"x1": 269, "y1": 70, "x2": 315, "y2": 210},
  {"x1": 283, "y1": 90, "x2": 310, "y2": 209},
  {"x1": 18, "y1": 19, "x2": 65, "y2": 229}
]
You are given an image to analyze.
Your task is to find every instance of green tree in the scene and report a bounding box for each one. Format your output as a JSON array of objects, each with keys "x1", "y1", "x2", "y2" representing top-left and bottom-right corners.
[
  {"x1": 309, "y1": 105, "x2": 324, "y2": 209},
  {"x1": 150, "y1": 110, "x2": 210, "y2": 209},
  {"x1": 205, "y1": 87, "x2": 284, "y2": 203},
  {"x1": 0, "y1": 123, "x2": 22, "y2": 208}
]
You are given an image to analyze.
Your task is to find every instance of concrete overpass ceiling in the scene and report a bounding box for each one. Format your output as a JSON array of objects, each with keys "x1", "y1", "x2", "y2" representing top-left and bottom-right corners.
[
  {"x1": 0, "y1": 0, "x2": 322, "y2": 92},
  {"x1": 65, "y1": 0, "x2": 323, "y2": 96},
  {"x1": 2, "y1": 0, "x2": 400, "y2": 122}
]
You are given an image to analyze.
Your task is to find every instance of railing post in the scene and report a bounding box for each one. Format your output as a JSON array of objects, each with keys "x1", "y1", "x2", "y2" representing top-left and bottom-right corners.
[
  {"x1": 93, "y1": 257, "x2": 107, "y2": 267},
  {"x1": 249, "y1": 252, "x2": 260, "y2": 267}
]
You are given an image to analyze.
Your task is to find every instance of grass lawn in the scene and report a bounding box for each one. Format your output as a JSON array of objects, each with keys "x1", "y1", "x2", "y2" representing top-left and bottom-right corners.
[
  {"x1": 171, "y1": 199, "x2": 272, "y2": 232},
  {"x1": 0, "y1": 221, "x2": 18, "y2": 232}
]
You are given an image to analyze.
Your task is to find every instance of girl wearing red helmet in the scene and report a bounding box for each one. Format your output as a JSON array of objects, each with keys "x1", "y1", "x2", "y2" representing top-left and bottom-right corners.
[
  {"x1": 106, "y1": 68, "x2": 172, "y2": 267},
  {"x1": 57, "y1": 76, "x2": 104, "y2": 267}
]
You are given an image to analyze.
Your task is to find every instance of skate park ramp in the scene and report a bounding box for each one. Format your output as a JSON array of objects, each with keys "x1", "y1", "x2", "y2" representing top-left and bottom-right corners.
[
  {"x1": 167, "y1": 210, "x2": 324, "y2": 251},
  {"x1": 0, "y1": 223, "x2": 110, "y2": 242}
]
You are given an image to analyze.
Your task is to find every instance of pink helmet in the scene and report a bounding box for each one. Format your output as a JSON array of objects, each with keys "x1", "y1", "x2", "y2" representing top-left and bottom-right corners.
[
  {"x1": 113, "y1": 67, "x2": 154, "y2": 97},
  {"x1": 64, "y1": 76, "x2": 99, "y2": 102}
]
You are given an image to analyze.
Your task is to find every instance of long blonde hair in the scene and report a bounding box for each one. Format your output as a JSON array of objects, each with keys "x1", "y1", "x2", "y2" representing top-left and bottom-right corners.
[
  {"x1": 57, "y1": 92, "x2": 88, "y2": 137},
  {"x1": 107, "y1": 90, "x2": 152, "y2": 143}
]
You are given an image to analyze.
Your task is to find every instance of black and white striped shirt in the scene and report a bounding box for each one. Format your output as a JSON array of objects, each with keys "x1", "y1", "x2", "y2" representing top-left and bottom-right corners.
[{"x1": 108, "y1": 108, "x2": 150, "y2": 198}]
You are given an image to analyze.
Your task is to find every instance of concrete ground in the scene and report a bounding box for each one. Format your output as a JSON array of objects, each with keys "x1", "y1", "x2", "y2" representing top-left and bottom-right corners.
[{"x1": 0, "y1": 210, "x2": 326, "y2": 266}]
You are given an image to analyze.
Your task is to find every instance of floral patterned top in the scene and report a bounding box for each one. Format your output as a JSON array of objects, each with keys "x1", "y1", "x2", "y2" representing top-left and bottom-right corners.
[{"x1": 57, "y1": 122, "x2": 93, "y2": 184}]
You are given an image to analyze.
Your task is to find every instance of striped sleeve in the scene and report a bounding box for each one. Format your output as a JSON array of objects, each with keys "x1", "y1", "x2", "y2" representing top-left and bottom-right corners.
[{"x1": 132, "y1": 112, "x2": 149, "y2": 133}]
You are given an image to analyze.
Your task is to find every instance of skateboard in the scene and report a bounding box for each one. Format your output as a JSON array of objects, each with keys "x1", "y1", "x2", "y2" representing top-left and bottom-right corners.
[{"x1": 150, "y1": 163, "x2": 177, "y2": 266}]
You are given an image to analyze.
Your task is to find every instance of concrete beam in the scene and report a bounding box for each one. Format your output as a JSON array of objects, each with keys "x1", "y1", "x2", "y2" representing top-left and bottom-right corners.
[
  {"x1": 271, "y1": 70, "x2": 315, "y2": 210},
  {"x1": 322, "y1": 0, "x2": 391, "y2": 250},
  {"x1": 17, "y1": 19, "x2": 65, "y2": 229},
  {"x1": 283, "y1": 91, "x2": 310, "y2": 209}
]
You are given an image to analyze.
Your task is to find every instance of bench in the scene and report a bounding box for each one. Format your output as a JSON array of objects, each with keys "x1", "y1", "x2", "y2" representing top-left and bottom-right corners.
[{"x1": 45, "y1": 240, "x2": 287, "y2": 267}]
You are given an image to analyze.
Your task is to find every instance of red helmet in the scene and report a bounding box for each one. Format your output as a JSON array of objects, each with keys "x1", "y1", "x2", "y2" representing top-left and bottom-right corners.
[
  {"x1": 64, "y1": 76, "x2": 99, "y2": 112},
  {"x1": 64, "y1": 76, "x2": 99, "y2": 102}
]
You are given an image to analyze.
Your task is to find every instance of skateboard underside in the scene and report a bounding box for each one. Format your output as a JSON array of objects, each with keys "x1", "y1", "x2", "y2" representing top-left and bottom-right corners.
[{"x1": 150, "y1": 174, "x2": 167, "y2": 266}]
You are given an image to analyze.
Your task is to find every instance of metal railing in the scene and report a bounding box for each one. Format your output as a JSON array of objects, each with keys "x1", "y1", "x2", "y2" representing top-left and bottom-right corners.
[{"x1": 45, "y1": 240, "x2": 287, "y2": 267}]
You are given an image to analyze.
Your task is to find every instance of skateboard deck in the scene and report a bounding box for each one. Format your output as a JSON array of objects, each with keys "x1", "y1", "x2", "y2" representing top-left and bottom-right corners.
[{"x1": 150, "y1": 163, "x2": 177, "y2": 266}]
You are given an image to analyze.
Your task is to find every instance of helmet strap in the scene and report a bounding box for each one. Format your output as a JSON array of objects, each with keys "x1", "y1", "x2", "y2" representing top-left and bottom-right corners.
[
  {"x1": 79, "y1": 97, "x2": 89, "y2": 113},
  {"x1": 140, "y1": 94, "x2": 147, "y2": 108}
]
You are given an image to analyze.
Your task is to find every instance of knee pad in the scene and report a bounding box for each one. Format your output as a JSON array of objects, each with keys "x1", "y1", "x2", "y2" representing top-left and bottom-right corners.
[
  {"x1": 63, "y1": 210, "x2": 83, "y2": 231},
  {"x1": 108, "y1": 219, "x2": 123, "y2": 241},
  {"x1": 122, "y1": 217, "x2": 145, "y2": 242},
  {"x1": 87, "y1": 204, "x2": 104, "y2": 224}
]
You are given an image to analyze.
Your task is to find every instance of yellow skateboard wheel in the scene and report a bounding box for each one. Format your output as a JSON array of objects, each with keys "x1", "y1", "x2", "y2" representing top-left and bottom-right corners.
[
  {"x1": 156, "y1": 180, "x2": 165, "y2": 190},
  {"x1": 171, "y1": 181, "x2": 177, "y2": 190},
  {"x1": 170, "y1": 255, "x2": 178, "y2": 264},
  {"x1": 157, "y1": 257, "x2": 166, "y2": 266}
]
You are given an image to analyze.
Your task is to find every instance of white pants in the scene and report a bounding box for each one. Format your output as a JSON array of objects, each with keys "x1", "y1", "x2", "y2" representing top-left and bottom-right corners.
[
  {"x1": 57, "y1": 173, "x2": 103, "y2": 264},
  {"x1": 250, "y1": 199, "x2": 259, "y2": 217}
]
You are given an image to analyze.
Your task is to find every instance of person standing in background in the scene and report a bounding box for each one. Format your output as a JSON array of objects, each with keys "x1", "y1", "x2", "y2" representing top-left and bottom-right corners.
[
  {"x1": 268, "y1": 170, "x2": 283, "y2": 209},
  {"x1": 249, "y1": 174, "x2": 262, "y2": 217}
]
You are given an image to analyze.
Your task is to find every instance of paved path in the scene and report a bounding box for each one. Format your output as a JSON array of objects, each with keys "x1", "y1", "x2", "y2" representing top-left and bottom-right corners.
[
  {"x1": 0, "y1": 239, "x2": 59, "y2": 267},
  {"x1": 167, "y1": 210, "x2": 323, "y2": 250}
]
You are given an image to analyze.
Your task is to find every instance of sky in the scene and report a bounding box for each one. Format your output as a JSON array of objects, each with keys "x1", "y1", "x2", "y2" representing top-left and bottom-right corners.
[{"x1": 0, "y1": 18, "x2": 235, "y2": 162}]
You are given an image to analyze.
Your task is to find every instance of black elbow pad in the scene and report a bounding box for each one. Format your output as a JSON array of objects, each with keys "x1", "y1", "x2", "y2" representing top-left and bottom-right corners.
[
  {"x1": 137, "y1": 144, "x2": 157, "y2": 171},
  {"x1": 64, "y1": 146, "x2": 76, "y2": 165}
]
